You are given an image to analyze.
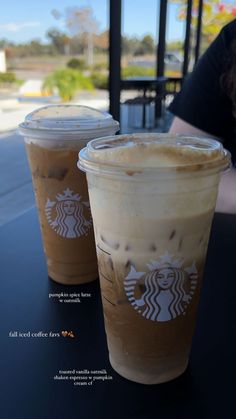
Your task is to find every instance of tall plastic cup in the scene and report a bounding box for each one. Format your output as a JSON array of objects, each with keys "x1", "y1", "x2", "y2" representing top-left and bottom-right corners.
[
  {"x1": 78, "y1": 133, "x2": 230, "y2": 384},
  {"x1": 19, "y1": 105, "x2": 119, "y2": 285}
]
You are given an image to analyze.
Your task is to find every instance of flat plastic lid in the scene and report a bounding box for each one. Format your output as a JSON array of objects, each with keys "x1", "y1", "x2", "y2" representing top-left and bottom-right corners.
[{"x1": 19, "y1": 105, "x2": 119, "y2": 136}]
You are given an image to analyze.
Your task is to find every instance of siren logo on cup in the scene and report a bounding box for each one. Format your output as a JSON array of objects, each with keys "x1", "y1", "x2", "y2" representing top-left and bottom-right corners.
[
  {"x1": 124, "y1": 252, "x2": 198, "y2": 322},
  {"x1": 45, "y1": 188, "x2": 92, "y2": 238}
]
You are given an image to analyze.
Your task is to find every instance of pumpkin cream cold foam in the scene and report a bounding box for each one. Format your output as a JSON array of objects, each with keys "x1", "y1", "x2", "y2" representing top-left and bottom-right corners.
[{"x1": 78, "y1": 134, "x2": 230, "y2": 384}]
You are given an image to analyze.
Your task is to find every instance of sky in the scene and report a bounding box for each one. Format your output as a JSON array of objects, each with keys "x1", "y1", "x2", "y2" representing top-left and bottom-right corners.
[{"x1": 0, "y1": 0, "x2": 185, "y2": 43}]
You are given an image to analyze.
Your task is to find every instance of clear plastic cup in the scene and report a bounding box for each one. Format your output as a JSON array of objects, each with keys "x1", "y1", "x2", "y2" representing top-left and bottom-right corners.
[
  {"x1": 19, "y1": 105, "x2": 119, "y2": 285},
  {"x1": 78, "y1": 133, "x2": 231, "y2": 383}
]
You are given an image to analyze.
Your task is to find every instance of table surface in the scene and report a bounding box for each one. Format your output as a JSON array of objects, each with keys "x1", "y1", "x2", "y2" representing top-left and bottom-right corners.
[{"x1": 1, "y1": 208, "x2": 236, "y2": 419}]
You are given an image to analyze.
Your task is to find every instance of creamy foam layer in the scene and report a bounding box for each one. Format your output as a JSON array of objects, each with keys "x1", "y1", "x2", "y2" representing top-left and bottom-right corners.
[{"x1": 89, "y1": 135, "x2": 225, "y2": 168}]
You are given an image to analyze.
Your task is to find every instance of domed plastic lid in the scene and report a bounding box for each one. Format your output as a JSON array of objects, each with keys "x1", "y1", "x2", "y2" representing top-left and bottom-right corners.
[
  {"x1": 19, "y1": 105, "x2": 119, "y2": 139},
  {"x1": 79, "y1": 133, "x2": 231, "y2": 178}
]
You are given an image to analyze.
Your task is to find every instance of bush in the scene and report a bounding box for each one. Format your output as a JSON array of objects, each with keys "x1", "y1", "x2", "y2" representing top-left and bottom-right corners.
[
  {"x1": 67, "y1": 58, "x2": 86, "y2": 70},
  {"x1": 92, "y1": 61, "x2": 108, "y2": 71},
  {"x1": 122, "y1": 66, "x2": 155, "y2": 78},
  {"x1": 43, "y1": 68, "x2": 94, "y2": 101},
  {"x1": 0, "y1": 72, "x2": 17, "y2": 84},
  {"x1": 91, "y1": 72, "x2": 108, "y2": 90}
]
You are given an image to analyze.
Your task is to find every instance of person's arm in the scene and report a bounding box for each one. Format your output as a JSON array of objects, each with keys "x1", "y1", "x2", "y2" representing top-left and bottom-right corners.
[
  {"x1": 169, "y1": 117, "x2": 216, "y2": 138},
  {"x1": 170, "y1": 116, "x2": 236, "y2": 214},
  {"x1": 215, "y1": 169, "x2": 236, "y2": 213}
]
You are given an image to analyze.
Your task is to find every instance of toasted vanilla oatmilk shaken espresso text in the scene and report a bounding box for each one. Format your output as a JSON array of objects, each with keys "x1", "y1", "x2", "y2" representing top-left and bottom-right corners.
[
  {"x1": 78, "y1": 133, "x2": 230, "y2": 384},
  {"x1": 19, "y1": 105, "x2": 119, "y2": 285}
]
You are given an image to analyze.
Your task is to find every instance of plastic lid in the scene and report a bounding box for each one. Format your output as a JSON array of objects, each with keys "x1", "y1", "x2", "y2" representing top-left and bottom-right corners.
[
  {"x1": 78, "y1": 133, "x2": 231, "y2": 179},
  {"x1": 19, "y1": 105, "x2": 119, "y2": 139}
]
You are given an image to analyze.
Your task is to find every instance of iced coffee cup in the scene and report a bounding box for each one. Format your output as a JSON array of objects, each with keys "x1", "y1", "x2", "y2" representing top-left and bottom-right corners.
[
  {"x1": 19, "y1": 105, "x2": 119, "y2": 285},
  {"x1": 78, "y1": 133, "x2": 230, "y2": 384}
]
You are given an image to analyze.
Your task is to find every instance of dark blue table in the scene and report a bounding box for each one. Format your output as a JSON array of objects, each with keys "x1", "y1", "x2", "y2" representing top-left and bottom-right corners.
[
  {"x1": 121, "y1": 77, "x2": 168, "y2": 126},
  {"x1": 0, "y1": 209, "x2": 235, "y2": 419}
]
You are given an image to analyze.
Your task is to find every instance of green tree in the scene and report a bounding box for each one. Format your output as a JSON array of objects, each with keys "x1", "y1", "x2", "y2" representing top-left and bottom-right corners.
[
  {"x1": 51, "y1": 6, "x2": 99, "y2": 65},
  {"x1": 27, "y1": 39, "x2": 47, "y2": 56},
  {"x1": 171, "y1": 0, "x2": 236, "y2": 43},
  {"x1": 42, "y1": 68, "x2": 93, "y2": 101},
  {"x1": 0, "y1": 39, "x2": 10, "y2": 48},
  {"x1": 69, "y1": 35, "x2": 85, "y2": 55},
  {"x1": 94, "y1": 30, "x2": 109, "y2": 52},
  {"x1": 140, "y1": 35, "x2": 155, "y2": 54},
  {"x1": 167, "y1": 40, "x2": 183, "y2": 50},
  {"x1": 46, "y1": 29, "x2": 71, "y2": 55},
  {"x1": 122, "y1": 36, "x2": 141, "y2": 55},
  {"x1": 67, "y1": 58, "x2": 86, "y2": 70}
]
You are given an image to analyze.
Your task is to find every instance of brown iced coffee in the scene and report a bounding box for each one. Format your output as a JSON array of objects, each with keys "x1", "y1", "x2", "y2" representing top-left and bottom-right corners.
[
  {"x1": 96, "y1": 212, "x2": 211, "y2": 383},
  {"x1": 78, "y1": 133, "x2": 230, "y2": 383},
  {"x1": 19, "y1": 105, "x2": 119, "y2": 284}
]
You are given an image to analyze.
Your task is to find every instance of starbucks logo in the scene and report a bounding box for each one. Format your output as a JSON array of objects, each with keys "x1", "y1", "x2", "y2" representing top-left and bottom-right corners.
[
  {"x1": 45, "y1": 188, "x2": 92, "y2": 238},
  {"x1": 124, "y1": 252, "x2": 198, "y2": 322}
]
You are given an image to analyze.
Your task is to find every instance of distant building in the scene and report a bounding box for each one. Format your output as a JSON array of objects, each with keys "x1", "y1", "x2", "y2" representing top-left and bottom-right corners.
[{"x1": 0, "y1": 50, "x2": 6, "y2": 73}]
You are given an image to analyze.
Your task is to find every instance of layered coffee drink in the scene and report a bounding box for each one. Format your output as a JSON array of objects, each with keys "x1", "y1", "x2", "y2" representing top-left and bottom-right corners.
[
  {"x1": 26, "y1": 142, "x2": 97, "y2": 284},
  {"x1": 19, "y1": 105, "x2": 119, "y2": 284},
  {"x1": 79, "y1": 134, "x2": 230, "y2": 383}
]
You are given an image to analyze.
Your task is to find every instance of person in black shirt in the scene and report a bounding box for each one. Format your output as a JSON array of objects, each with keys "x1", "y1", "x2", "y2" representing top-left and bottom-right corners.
[{"x1": 169, "y1": 19, "x2": 236, "y2": 213}]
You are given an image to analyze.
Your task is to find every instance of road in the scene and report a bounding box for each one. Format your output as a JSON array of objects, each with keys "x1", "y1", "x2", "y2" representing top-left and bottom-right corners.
[{"x1": 0, "y1": 131, "x2": 35, "y2": 226}]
